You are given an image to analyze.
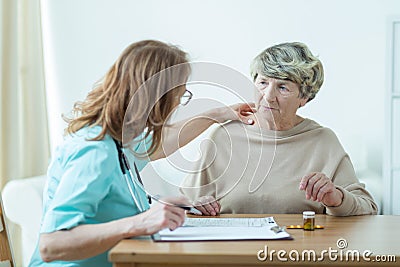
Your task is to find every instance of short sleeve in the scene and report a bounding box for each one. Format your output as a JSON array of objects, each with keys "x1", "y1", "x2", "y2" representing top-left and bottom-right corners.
[{"x1": 41, "y1": 140, "x2": 118, "y2": 233}]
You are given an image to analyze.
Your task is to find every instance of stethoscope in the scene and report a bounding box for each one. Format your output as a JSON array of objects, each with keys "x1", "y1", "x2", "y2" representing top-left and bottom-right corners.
[
  {"x1": 113, "y1": 138, "x2": 150, "y2": 212},
  {"x1": 112, "y1": 138, "x2": 202, "y2": 215}
]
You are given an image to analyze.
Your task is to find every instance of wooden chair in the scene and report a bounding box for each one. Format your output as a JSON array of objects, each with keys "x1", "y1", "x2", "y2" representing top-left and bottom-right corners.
[{"x1": 0, "y1": 195, "x2": 14, "y2": 267}]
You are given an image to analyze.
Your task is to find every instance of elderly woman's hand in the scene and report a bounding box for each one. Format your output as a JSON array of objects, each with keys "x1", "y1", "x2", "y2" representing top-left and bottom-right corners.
[
  {"x1": 192, "y1": 196, "x2": 221, "y2": 216},
  {"x1": 299, "y1": 172, "x2": 344, "y2": 207},
  {"x1": 212, "y1": 103, "x2": 256, "y2": 125}
]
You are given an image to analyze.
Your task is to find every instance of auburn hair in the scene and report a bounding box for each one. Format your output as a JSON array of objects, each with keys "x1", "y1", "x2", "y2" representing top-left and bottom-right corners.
[{"x1": 64, "y1": 40, "x2": 190, "y2": 156}]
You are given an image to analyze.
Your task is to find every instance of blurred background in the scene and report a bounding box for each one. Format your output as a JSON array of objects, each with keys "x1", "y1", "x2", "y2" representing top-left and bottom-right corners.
[{"x1": 1, "y1": 0, "x2": 399, "y2": 266}]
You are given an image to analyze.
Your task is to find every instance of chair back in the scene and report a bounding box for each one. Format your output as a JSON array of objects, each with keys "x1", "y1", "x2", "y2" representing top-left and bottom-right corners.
[{"x1": 0, "y1": 195, "x2": 14, "y2": 267}]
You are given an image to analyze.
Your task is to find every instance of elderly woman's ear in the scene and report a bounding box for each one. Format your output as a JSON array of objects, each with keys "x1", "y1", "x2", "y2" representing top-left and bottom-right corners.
[{"x1": 299, "y1": 98, "x2": 309, "y2": 108}]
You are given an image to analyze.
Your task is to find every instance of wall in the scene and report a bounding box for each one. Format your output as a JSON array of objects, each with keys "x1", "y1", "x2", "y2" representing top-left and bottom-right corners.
[{"x1": 41, "y1": 0, "x2": 400, "y2": 211}]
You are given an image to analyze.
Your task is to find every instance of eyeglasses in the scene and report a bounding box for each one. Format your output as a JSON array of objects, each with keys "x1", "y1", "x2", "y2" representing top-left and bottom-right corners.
[{"x1": 180, "y1": 89, "x2": 193, "y2": 106}]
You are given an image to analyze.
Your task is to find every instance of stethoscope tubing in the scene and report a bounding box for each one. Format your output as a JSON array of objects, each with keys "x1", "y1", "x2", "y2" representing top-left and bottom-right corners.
[
  {"x1": 125, "y1": 170, "x2": 147, "y2": 212},
  {"x1": 113, "y1": 138, "x2": 148, "y2": 212}
]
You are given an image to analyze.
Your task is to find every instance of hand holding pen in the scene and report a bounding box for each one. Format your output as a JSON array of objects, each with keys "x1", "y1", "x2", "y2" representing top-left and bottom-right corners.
[
  {"x1": 136, "y1": 196, "x2": 187, "y2": 234},
  {"x1": 150, "y1": 195, "x2": 202, "y2": 215}
]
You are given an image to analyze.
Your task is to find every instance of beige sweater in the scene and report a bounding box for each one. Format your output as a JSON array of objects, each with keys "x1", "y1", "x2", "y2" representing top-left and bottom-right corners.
[{"x1": 181, "y1": 119, "x2": 378, "y2": 216}]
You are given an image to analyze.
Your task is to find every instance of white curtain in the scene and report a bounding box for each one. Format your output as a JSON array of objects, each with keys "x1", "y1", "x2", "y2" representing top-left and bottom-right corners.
[
  {"x1": 1, "y1": 0, "x2": 50, "y2": 266},
  {"x1": 0, "y1": 0, "x2": 50, "y2": 185}
]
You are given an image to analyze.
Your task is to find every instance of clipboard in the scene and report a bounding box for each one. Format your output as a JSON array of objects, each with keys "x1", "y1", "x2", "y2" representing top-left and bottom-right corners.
[{"x1": 152, "y1": 217, "x2": 292, "y2": 242}]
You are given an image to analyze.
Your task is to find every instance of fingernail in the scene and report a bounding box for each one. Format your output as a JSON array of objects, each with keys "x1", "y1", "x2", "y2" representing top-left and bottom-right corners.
[{"x1": 247, "y1": 119, "x2": 254, "y2": 124}]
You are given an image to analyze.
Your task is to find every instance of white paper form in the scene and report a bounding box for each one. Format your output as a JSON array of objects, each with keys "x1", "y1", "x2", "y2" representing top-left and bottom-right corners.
[
  {"x1": 153, "y1": 217, "x2": 292, "y2": 241},
  {"x1": 183, "y1": 216, "x2": 275, "y2": 227}
]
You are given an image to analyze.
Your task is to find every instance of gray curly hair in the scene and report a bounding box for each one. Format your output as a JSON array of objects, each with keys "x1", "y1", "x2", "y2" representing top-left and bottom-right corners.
[{"x1": 250, "y1": 42, "x2": 324, "y2": 102}]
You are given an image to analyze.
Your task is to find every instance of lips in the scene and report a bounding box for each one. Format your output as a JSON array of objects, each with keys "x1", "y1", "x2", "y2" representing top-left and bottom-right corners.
[{"x1": 261, "y1": 105, "x2": 277, "y2": 111}]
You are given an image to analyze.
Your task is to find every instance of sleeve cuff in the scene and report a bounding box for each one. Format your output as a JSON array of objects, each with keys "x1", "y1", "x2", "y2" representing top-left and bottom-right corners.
[
  {"x1": 40, "y1": 210, "x2": 85, "y2": 233},
  {"x1": 325, "y1": 186, "x2": 354, "y2": 216}
]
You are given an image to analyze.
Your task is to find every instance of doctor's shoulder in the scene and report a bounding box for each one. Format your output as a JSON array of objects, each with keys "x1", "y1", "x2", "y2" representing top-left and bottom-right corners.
[{"x1": 56, "y1": 126, "x2": 119, "y2": 169}]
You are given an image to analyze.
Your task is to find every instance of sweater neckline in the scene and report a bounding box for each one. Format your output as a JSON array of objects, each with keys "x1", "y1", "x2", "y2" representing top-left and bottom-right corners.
[{"x1": 245, "y1": 118, "x2": 313, "y2": 138}]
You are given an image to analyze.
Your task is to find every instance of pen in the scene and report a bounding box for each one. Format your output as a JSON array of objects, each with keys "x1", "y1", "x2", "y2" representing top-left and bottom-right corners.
[
  {"x1": 178, "y1": 205, "x2": 203, "y2": 215},
  {"x1": 150, "y1": 195, "x2": 202, "y2": 215}
]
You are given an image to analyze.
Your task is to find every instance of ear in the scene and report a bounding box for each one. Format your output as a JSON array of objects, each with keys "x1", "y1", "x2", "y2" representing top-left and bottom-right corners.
[{"x1": 299, "y1": 98, "x2": 308, "y2": 108}]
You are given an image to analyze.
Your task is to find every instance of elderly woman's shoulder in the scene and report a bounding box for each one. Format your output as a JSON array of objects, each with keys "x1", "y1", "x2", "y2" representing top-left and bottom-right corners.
[
  {"x1": 306, "y1": 119, "x2": 342, "y2": 143},
  {"x1": 212, "y1": 120, "x2": 248, "y2": 133},
  {"x1": 307, "y1": 120, "x2": 347, "y2": 156},
  {"x1": 203, "y1": 121, "x2": 249, "y2": 142}
]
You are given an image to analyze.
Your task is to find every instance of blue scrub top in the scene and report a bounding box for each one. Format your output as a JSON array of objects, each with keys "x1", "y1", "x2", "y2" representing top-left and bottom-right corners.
[{"x1": 29, "y1": 126, "x2": 152, "y2": 267}]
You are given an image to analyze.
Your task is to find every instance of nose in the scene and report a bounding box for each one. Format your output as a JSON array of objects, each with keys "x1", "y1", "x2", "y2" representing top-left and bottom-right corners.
[{"x1": 261, "y1": 83, "x2": 276, "y2": 101}]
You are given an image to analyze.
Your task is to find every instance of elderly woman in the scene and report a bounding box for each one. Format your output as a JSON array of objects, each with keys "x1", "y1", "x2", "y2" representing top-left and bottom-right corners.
[{"x1": 181, "y1": 42, "x2": 378, "y2": 216}]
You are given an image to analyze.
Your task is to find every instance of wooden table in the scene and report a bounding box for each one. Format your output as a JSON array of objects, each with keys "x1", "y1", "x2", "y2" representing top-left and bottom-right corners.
[{"x1": 109, "y1": 214, "x2": 400, "y2": 267}]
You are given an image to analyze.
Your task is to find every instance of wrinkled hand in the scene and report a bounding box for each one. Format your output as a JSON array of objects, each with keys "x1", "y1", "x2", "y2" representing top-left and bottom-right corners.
[
  {"x1": 213, "y1": 103, "x2": 256, "y2": 124},
  {"x1": 138, "y1": 196, "x2": 188, "y2": 234},
  {"x1": 193, "y1": 195, "x2": 221, "y2": 216},
  {"x1": 299, "y1": 172, "x2": 343, "y2": 207}
]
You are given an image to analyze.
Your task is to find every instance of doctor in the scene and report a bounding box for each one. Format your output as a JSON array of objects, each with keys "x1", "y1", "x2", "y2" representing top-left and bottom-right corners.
[{"x1": 29, "y1": 40, "x2": 254, "y2": 267}]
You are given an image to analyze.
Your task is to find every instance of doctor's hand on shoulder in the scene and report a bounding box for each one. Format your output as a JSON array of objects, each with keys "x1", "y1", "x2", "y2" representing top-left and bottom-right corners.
[{"x1": 211, "y1": 102, "x2": 256, "y2": 124}]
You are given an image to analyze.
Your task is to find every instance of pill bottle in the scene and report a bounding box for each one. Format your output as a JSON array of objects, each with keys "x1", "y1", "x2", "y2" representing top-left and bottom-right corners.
[{"x1": 303, "y1": 211, "x2": 315, "y2": 231}]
